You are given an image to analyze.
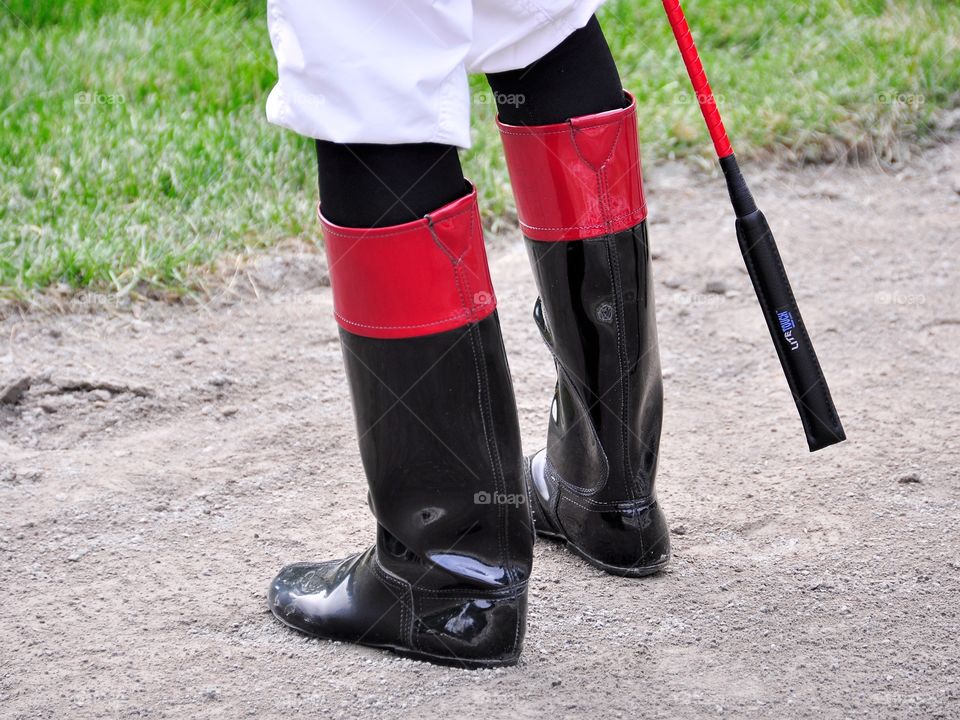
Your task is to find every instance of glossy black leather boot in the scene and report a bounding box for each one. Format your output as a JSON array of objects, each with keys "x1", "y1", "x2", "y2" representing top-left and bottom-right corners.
[
  {"x1": 498, "y1": 94, "x2": 670, "y2": 577},
  {"x1": 269, "y1": 188, "x2": 534, "y2": 667}
]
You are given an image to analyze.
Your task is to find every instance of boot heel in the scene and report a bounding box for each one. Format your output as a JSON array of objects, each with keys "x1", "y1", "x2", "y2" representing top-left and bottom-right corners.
[
  {"x1": 406, "y1": 590, "x2": 528, "y2": 668},
  {"x1": 560, "y1": 502, "x2": 671, "y2": 578},
  {"x1": 527, "y1": 451, "x2": 671, "y2": 577}
]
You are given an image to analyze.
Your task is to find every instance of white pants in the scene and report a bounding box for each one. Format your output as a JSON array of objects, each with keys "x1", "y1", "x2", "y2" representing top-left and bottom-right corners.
[{"x1": 265, "y1": 0, "x2": 606, "y2": 148}]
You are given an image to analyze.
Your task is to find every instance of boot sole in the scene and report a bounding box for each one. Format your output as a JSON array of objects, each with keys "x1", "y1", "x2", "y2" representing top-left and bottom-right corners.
[
  {"x1": 391, "y1": 646, "x2": 519, "y2": 669},
  {"x1": 271, "y1": 609, "x2": 520, "y2": 669},
  {"x1": 536, "y1": 527, "x2": 670, "y2": 578}
]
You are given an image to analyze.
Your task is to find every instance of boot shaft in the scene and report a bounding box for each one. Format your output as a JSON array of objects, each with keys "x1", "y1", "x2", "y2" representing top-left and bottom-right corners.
[
  {"x1": 498, "y1": 93, "x2": 663, "y2": 505},
  {"x1": 527, "y1": 226, "x2": 663, "y2": 504},
  {"x1": 340, "y1": 315, "x2": 532, "y2": 591}
]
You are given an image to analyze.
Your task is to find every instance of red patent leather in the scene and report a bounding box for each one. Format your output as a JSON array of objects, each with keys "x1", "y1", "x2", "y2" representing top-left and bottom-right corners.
[
  {"x1": 496, "y1": 93, "x2": 647, "y2": 242},
  {"x1": 319, "y1": 186, "x2": 496, "y2": 339}
]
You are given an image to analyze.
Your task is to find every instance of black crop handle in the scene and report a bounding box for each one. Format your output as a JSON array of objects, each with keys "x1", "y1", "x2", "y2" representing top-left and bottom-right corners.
[{"x1": 721, "y1": 154, "x2": 846, "y2": 452}]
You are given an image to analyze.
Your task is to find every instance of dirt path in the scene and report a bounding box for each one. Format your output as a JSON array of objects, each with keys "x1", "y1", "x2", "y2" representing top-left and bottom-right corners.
[{"x1": 2, "y1": 143, "x2": 959, "y2": 719}]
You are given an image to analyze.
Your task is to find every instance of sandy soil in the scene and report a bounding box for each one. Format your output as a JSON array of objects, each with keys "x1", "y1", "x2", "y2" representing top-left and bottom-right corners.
[{"x1": 2, "y1": 142, "x2": 959, "y2": 719}]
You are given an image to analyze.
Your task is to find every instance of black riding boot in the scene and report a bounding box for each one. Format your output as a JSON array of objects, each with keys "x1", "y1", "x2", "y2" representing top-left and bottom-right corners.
[
  {"x1": 497, "y1": 93, "x2": 670, "y2": 577},
  {"x1": 268, "y1": 187, "x2": 534, "y2": 667}
]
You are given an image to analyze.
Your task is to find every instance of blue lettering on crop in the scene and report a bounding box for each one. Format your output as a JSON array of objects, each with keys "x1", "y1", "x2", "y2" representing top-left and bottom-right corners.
[
  {"x1": 777, "y1": 310, "x2": 796, "y2": 332},
  {"x1": 777, "y1": 310, "x2": 800, "y2": 351}
]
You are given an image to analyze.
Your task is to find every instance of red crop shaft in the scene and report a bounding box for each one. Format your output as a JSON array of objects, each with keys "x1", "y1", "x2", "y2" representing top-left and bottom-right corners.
[{"x1": 662, "y1": 0, "x2": 733, "y2": 159}]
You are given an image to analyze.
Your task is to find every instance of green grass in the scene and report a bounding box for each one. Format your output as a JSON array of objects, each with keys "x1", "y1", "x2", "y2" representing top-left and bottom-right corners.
[{"x1": 1, "y1": 0, "x2": 958, "y2": 296}]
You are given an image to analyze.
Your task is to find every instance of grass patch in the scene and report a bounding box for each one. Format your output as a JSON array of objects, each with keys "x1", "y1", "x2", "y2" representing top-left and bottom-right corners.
[{"x1": 1, "y1": 0, "x2": 958, "y2": 295}]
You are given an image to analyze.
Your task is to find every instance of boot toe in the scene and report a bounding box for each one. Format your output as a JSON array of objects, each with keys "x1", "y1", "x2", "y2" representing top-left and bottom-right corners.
[
  {"x1": 266, "y1": 550, "x2": 528, "y2": 667},
  {"x1": 267, "y1": 559, "x2": 347, "y2": 636}
]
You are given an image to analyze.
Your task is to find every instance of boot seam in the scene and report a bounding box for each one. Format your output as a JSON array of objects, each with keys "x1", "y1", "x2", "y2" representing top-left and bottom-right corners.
[
  {"x1": 518, "y1": 207, "x2": 645, "y2": 234},
  {"x1": 543, "y1": 445, "x2": 609, "y2": 499},
  {"x1": 442, "y1": 235, "x2": 512, "y2": 587},
  {"x1": 570, "y1": 120, "x2": 623, "y2": 176},
  {"x1": 405, "y1": 581, "x2": 528, "y2": 599},
  {"x1": 427, "y1": 215, "x2": 511, "y2": 582},
  {"x1": 334, "y1": 309, "x2": 473, "y2": 332},
  {"x1": 464, "y1": 321, "x2": 512, "y2": 585},
  {"x1": 371, "y1": 551, "x2": 415, "y2": 650},
  {"x1": 428, "y1": 206, "x2": 486, "y2": 325},
  {"x1": 559, "y1": 493, "x2": 659, "y2": 512},
  {"x1": 378, "y1": 554, "x2": 528, "y2": 597},
  {"x1": 463, "y1": 314, "x2": 525, "y2": 658},
  {"x1": 414, "y1": 229, "x2": 521, "y2": 645},
  {"x1": 604, "y1": 235, "x2": 638, "y2": 504},
  {"x1": 544, "y1": 453, "x2": 657, "y2": 508}
]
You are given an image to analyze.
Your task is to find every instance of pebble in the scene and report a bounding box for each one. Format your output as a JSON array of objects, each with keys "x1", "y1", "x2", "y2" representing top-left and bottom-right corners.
[{"x1": 0, "y1": 376, "x2": 31, "y2": 405}]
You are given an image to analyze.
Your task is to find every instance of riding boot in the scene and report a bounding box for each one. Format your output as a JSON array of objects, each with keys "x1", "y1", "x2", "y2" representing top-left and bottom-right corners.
[
  {"x1": 497, "y1": 93, "x2": 670, "y2": 576},
  {"x1": 268, "y1": 186, "x2": 534, "y2": 666}
]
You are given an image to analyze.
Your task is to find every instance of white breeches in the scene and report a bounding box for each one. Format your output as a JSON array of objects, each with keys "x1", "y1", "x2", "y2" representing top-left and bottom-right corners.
[{"x1": 265, "y1": 0, "x2": 607, "y2": 148}]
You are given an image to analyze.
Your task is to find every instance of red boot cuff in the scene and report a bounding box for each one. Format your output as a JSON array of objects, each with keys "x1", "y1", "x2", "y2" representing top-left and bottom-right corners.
[
  {"x1": 497, "y1": 92, "x2": 647, "y2": 242},
  {"x1": 319, "y1": 185, "x2": 496, "y2": 339}
]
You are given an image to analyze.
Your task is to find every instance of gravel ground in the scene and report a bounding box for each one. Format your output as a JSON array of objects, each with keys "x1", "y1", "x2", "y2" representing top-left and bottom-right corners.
[{"x1": 2, "y1": 142, "x2": 959, "y2": 719}]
